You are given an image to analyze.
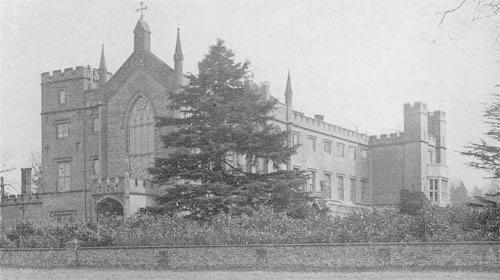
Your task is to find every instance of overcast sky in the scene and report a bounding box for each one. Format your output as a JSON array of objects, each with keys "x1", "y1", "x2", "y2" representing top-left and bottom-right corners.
[{"x1": 0, "y1": 0, "x2": 498, "y2": 192}]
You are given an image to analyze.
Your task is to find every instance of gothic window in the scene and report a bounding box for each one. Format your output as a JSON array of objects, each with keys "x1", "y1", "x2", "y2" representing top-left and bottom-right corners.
[
  {"x1": 57, "y1": 162, "x2": 71, "y2": 192},
  {"x1": 58, "y1": 89, "x2": 66, "y2": 104},
  {"x1": 56, "y1": 122, "x2": 69, "y2": 139},
  {"x1": 350, "y1": 177, "x2": 356, "y2": 202},
  {"x1": 337, "y1": 175, "x2": 345, "y2": 200},
  {"x1": 91, "y1": 116, "x2": 99, "y2": 133},
  {"x1": 323, "y1": 140, "x2": 332, "y2": 154},
  {"x1": 128, "y1": 96, "x2": 155, "y2": 179}
]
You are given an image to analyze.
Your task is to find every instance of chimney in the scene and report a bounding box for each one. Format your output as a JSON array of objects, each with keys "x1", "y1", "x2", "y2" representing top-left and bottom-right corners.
[
  {"x1": 260, "y1": 82, "x2": 270, "y2": 101},
  {"x1": 314, "y1": 114, "x2": 324, "y2": 122},
  {"x1": 21, "y1": 168, "x2": 32, "y2": 194}
]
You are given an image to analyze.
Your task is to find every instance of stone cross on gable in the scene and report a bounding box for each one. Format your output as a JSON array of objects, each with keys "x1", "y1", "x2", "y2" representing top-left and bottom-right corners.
[{"x1": 136, "y1": 1, "x2": 148, "y2": 20}]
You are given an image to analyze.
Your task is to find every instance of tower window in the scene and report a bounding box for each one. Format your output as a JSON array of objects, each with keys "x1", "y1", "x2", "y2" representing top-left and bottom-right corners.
[
  {"x1": 56, "y1": 122, "x2": 69, "y2": 139},
  {"x1": 57, "y1": 161, "x2": 71, "y2": 192},
  {"x1": 92, "y1": 157, "x2": 99, "y2": 176},
  {"x1": 292, "y1": 132, "x2": 300, "y2": 146},
  {"x1": 58, "y1": 89, "x2": 66, "y2": 104},
  {"x1": 91, "y1": 116, "x2": 99, "y2": 133}
]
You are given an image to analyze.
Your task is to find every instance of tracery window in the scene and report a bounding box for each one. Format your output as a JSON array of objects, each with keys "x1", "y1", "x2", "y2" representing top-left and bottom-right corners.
[{"x1": 128, "y1": 96, "x2": 155, "y2": 179}]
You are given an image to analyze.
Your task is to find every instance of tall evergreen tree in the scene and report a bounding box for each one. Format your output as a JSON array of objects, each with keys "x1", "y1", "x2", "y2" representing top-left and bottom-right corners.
[
  {"x1": 462, "y1": 94, "x2": 500, "y2": 238},
  {"x1": 149, "y1": 39, "x2": 310, "y2": 220},
  {"x1": 449, "y1": 180, "x2": 471, "y2": 206},
  {"x1": 462, "y1": 94, "x2": 500, "y2": 180}
]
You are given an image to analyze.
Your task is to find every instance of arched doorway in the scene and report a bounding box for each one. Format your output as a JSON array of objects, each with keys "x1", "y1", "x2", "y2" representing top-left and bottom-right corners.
[{"x1": 95, "y1": 197, "x2": 124, "y2": 218}]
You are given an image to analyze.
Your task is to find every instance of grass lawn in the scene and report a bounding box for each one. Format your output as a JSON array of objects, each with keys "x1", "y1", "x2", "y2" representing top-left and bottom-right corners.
[{"x1": 1, "y1": 268, "x2": 499, "y2": 280}]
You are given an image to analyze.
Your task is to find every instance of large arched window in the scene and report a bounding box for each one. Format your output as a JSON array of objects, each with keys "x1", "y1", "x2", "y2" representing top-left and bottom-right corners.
[{"x1": 128, "y1": 96, "x2": 155, "y2": 179}]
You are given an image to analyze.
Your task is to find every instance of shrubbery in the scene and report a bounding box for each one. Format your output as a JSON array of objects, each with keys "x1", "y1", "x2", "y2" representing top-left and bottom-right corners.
[{"x1": 0, "y1": 205, "x2": 495, "y2": 248}]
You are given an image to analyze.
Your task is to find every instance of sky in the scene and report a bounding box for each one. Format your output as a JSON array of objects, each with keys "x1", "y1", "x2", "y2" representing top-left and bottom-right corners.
[{"x1": 0, "y1": 0, "x2": 498, "y2": 192}]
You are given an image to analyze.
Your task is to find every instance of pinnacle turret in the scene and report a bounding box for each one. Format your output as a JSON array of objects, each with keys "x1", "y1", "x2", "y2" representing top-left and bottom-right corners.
[
  {"x1": 98, "y1": 44, "x2": 108, "y2": 86},
  {"x1": 285, "y1": 69, "x2": 293, "y2": 95},
  {"x1": 99, "y1": 44, "x2": 107, "y2": 71},
  {"x1": 285, "y1": 70, "x2": 293, "y2": 109},
  {"x1": 174, "y1": 28, "x2": 184, "y2": 88},
  {"x1": 174, "y1": 28, "x2": 184, "y2": 61}
]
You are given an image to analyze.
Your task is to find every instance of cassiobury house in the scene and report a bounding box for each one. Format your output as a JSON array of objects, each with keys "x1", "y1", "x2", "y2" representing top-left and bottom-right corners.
[{"x1": 0, "y1": 15, "x2": 449, "y2": 227}]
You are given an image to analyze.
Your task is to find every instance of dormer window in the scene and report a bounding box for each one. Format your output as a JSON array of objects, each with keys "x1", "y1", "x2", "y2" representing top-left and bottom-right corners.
[{"x1": 58, "y1": 89, "x2": 66, "y2": 104}]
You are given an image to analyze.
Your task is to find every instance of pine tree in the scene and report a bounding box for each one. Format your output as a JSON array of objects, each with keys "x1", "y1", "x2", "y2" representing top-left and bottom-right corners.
[
  {"x1": 462, "y1": 94, "x2": 500, "y2": 238},
  {"x1": 149, "y1": 39, "x2": 310, "y2": 220},
  {"x1": 462, "y1": 94, "x2": 500, "y2": 180},
  {"x1": 449, "y1": 180, "x2": 471, "y2": 206}
]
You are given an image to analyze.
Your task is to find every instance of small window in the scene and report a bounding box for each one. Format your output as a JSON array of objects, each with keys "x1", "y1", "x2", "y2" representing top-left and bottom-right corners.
[
  {"x1": 57, "y1": 162, "x2": 71, "y2": 192},
  {"x1": 56, "y1": 122, "x2": 69, "y2": 139},
  {"x1": 58, "y1": 89, "x2": 66, "y2": 104},
  {"x1": 292, "y1": 132, "x2": 300, "y2": 146},
  {"x1": 92, "y1": 157, "x2": 99, "y2": 176},
  {"x1": 361, "y1": 149, "x2": 367, "y2": 161},
  {"x1": 337, "y1": 175, "x2": 344, "y2": 200},
  {"x1": 337, "y1": 143, "x2": 345, "y2": 158},
  {"x1": 323, "y1": 140, "x2": 332, "y2": 154},
  {"x1": 308, "y1": 136, "x2": 316, "y2": 152},
  {"x1": 350, "y1": 178, "x2": 356, "y2": 202},
  {"x1": 428, "y1": 150, "x2": 434, "y2": 164},
  {"x1": 92, "y1": 116, "x2": 99, "y2": 133},
  {"x1": 349, "y1": 146, "x2": 356, "y2": 161}
]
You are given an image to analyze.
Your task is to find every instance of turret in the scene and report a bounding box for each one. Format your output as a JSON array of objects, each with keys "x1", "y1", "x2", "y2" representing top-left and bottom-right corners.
[
  {"x1": 404, "y1": 102, "x2": 428, "y2": 141},
  {"x1": 285, "y1": 70, "x2": 293, "y2": 109},
  {"x1": 134, "y1": 18, "x2": 151, "y2": 53},
  {"x1": 174, "y1": 28, "x2": 184, "y2": 88},
  {"x1": 98, "y1": 44, "x2": 108, "y2": 86}
]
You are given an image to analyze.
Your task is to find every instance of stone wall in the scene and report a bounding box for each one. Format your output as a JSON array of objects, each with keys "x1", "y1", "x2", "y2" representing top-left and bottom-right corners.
[{"x1": 1, "y1": 242, "x2": 499, "y2": 271}]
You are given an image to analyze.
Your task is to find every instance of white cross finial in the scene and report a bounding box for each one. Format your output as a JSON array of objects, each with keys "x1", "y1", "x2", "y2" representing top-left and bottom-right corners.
[{"x1": 136, "y1": 1, "x2": 148, "y2": 20}]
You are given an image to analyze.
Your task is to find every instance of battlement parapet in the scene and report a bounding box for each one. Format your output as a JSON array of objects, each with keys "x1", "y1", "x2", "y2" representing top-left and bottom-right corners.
[
  {"x1": 429, "y1": 110, "x2": 446, "y2": 121},
  {"x1": 369, "y1": 132, "x2": 406, "y2": 146},
  {"x1": 92, "y1": 175, "x2": 158, "y2": 195},
  {"x1": 0, "y1": 193, "x2": 42, "y2": 206},
  {"x1": 404, "y1": 102, "x2": 428, "y2": 113},
  {"x1": 41, "y1": 66, "x2": 93, "y2": 84},
  {"x1": 292, "y1": 111, "x2": 368, "y2": 143},
  {"x1": 93, "y1": 176, "x2": 124, "y2": 194}
]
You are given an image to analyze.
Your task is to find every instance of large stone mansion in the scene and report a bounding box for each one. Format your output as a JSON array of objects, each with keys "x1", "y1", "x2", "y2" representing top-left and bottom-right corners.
[{"x1": 0, "y1": 15, "x2": 448, "y2": 228}]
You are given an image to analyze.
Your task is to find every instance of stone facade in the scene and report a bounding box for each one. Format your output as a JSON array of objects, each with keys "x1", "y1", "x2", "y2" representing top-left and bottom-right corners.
[{"x1": 0, "y1": 16, "x2": 448, "y2": 228}]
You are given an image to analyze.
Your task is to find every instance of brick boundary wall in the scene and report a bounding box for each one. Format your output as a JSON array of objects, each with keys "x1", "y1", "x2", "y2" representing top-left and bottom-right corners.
[{"x1": 1, "y1": 242, "x2": 500, "y2": 271}]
